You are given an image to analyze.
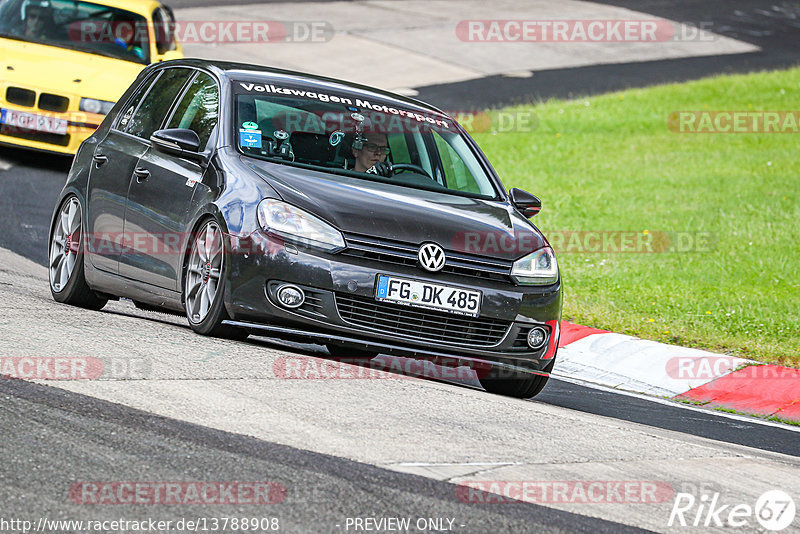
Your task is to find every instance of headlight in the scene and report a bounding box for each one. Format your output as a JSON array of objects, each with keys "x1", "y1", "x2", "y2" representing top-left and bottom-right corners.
[
  {"x1": 257, "y1": 199, "x2": 345, "y2": 252},
  {"x1": 511, "y1": 247, "x2": 559, "y2": 285},
  {"x1": 79, "y1": 98, "x2": 115, "y2": 115}
]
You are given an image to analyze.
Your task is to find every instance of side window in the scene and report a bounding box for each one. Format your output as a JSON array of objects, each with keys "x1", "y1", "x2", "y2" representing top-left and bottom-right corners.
[
  {"x1": 152, "y1": 7, "x2": 177, "y2": 55},
  {"x1": 124, "y1": 68, "x2": 191, "y2": 139},
  {"x1": 167, "y1": 72, "x2": 219, "y2": 149},
  {"x1": 432, "y1": 131, "x2": 481, "y2": 194},
  {"x1": 115, "y1": 72, "x2": 160, "y2": 131},
  {"x1": 387, "y1": 134, "x2": 410, "y2": 164}
]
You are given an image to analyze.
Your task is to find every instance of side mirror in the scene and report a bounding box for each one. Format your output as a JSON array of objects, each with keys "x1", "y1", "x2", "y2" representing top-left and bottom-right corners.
[
  {"x1": 509, "y1": 188, "x2": 542, "y2": 217},
  {"x1": 150, "y1": 128, "x2": 206, "y2": 163}
]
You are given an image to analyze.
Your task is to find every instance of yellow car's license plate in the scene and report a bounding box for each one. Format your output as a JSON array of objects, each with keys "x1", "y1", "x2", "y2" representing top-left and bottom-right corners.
[
  {"x1": 375, "y1": 274, "x2": 481, "y2": 317},
  {"x1": 0, "y1": 108, "x2": 68, "y2": 135}
]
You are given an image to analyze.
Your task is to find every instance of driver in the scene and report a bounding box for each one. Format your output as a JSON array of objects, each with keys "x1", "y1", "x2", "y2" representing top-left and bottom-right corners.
[
  {"x1": 352, "y1": 132, "x2": 391, "y2": 175},
  {"x1": 20, "y1": 0, "x2": 55, "y2": 40}
]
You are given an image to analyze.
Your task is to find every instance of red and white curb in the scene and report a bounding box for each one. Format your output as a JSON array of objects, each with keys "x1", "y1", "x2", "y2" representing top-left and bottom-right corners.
[{"x1": 556, "y1": 322, "x2": 800, "y2": 423}]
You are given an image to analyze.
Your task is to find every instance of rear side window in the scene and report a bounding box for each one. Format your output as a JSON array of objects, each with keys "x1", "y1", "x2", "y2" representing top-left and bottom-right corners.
[
  {"x1": 124, "y1": 68, "x2": 191, "y2": 139},
  {"x1": 167, "y1": 72, "x2": 219, "y2": 149},
  {"x1": 115, "y1": 71, "x2": 159, "y2": 131}
]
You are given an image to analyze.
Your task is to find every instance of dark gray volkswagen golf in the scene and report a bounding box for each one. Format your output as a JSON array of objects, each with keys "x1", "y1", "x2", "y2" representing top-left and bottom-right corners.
[{"x1": 49, "y1": 59, "x2": 562, "y2": 398}]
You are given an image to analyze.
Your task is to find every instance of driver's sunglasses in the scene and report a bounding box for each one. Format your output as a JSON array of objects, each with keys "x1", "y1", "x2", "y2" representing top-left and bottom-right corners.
[
  {"x1": 363, "y1": 142, "x2": 390, "y2": 155},
  {"x1": 28, "y1": 13, "x2": 44, "y2": 21}
]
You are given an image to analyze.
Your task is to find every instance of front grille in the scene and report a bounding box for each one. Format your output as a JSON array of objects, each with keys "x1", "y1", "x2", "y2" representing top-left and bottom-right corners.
[
  {"x1": 336, "y1": 293, "x2": 511, "y2": 347},
  {"x1": 342, "y1": 233, "x2": 513, "y2": 282},
  {"x1": 298, "y1": 288, "x2": 324, "y2": 316},
  {"x1": 6, "y1": 87, "x2": 35, "y2": 107},
  {"x1": 513, "y1": 326, "x2": 533, "y2": 349},
  {"x1": 0, "y1": 124, "x2": 70, "y2": 146},
  {"x1": 38, "y1": 93, "x2": 69, "y2": 113}
]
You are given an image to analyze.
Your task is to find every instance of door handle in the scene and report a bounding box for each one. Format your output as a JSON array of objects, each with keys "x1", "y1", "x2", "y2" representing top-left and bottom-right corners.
[
  {"x1": 134, "y1": 167, "x2": 150, "y2": 182},
  {"x1": 92, "y1": 154, "x2": 108, "y2": 167}
]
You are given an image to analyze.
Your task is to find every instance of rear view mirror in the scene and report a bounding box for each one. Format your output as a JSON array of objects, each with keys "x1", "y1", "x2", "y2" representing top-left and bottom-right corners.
[
  {"x1": 509, "y1": 188, "x2": 542, "y2": 217},
  {"x1": 150, "y1": 128, "x2": 205, "y2": 163}
]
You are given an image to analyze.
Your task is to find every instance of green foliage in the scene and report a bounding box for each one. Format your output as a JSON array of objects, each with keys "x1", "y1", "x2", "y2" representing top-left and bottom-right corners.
[{"x1": 474, "y1": 68, "x2": 800, "y2": 365}]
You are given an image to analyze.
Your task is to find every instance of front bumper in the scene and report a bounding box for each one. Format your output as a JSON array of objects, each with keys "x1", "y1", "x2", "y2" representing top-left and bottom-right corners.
[
  {"x1": 0, "y1": 87, "x2": 104, "y2": 155},
  {"x1": 225, "y1": 231, "x2": 563, "y2": 372}
]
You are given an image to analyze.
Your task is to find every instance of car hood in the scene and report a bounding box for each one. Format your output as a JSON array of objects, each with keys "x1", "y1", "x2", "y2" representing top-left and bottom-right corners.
[
  {"x1": 243, "y1": 158, "x2": 546, "y2": 261},
  {"x1": 1, "y1": 38, "x2": 144, "y2": 102}
]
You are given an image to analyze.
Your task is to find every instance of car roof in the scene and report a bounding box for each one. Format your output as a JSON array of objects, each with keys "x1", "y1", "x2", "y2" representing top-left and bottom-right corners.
[{"x1": 165, "y1": 59, "x2": 449, "y2": 117}]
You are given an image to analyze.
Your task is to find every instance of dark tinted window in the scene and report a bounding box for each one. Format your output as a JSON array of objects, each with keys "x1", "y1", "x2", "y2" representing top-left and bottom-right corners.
[
  {"x1": 124, "y1": 68, "x2": 191, "y2": 139},
  {"x1": 167, "y1": 72, "x2": 219, "y2": 148},
  {"x1": 115, "y1": 72, "x2": 159, "y2": 131},
  {"x1": 0, "y1": 0, "x2": 151, "y2": 64}
]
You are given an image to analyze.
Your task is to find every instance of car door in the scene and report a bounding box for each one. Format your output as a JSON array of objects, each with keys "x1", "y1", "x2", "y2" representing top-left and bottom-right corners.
[
  {"x1": 86, "y1": 67, "x2": 192, "y2": 275},
  {"x1": 119, "y1": 71, "x2": 220, "y2": 290},
  {"x1": 85, "y1": 70, "x2": 160, "y2": 274}
]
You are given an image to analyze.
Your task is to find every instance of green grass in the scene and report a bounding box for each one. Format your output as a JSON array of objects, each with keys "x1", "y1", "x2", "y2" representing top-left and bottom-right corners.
[
  {"x1": 471, "y1": 67, "x2": 800, "y2": 366},
  {"x1": 767, "y1": 415, "x2": 800, "y2": 427}
]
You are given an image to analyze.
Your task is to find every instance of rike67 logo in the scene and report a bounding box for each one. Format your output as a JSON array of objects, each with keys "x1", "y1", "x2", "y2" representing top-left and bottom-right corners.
[{"x1": 669, "y1": 489, "x2": 796, "y2": 531}]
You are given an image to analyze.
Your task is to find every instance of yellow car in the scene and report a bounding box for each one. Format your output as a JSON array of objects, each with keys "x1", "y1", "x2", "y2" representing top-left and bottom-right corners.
[{"x1": 0, "y1": 0, "x2": 183, "y2": 155}]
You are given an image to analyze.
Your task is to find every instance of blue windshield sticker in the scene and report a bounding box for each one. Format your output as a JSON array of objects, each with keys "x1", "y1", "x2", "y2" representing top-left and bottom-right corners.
[{"x1": 240, "y1": 130, "x2": 262, "y2": 148}]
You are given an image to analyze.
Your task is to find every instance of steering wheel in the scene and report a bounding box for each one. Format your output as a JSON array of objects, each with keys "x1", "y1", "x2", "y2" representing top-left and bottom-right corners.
[{"x1": 390, "y1": 163, "x2": 433, "y2": 180}]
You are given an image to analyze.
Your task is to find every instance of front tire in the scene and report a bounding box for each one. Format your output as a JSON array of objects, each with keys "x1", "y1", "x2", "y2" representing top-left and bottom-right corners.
[
  {"x1": 183, "y1": 219, "x2": 248, "y2": 340},
  {"x1": 478, "y1": 358, "x2": 555, "y2": 399},
  {"x1": 48, "y1": 196, "x2": 107, "y2": 310}
]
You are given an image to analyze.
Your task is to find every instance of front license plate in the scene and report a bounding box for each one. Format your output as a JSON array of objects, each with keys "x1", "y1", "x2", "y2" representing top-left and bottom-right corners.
[
  {"x1": 376, "y1": 275, "x2": 482, "y2": 317},
  {"x1": 0, "y1": 108, "x2": 68, "y2": 135}
]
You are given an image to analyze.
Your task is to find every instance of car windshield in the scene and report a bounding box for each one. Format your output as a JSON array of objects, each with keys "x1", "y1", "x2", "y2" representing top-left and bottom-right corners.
[
  {"x1": 0, "y1": 0, "x2": 150, "y2": 64},
  {"x1": 234, "y1": 81, "x2": 499, "y2": 199}
]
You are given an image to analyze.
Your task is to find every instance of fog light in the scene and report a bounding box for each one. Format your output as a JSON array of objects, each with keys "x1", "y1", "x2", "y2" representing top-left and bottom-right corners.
[
  {"x1": 277, "y1": 284, "x2": 304, "y2": 308},
  {"x1": 527, "y1": 326, "x2": 548, "y2": 349}
]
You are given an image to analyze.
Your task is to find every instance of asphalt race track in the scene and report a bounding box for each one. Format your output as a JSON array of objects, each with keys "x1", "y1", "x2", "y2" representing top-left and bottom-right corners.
[
  {"x1": 1, "y1": 379, "x2": 642, "y2": 534},
  {"x1": 416, "y1": 0, "x2": 800, "y2": 108},
  {"x1": 1, "y1": 1, "x2": 799, "y2": 533}
]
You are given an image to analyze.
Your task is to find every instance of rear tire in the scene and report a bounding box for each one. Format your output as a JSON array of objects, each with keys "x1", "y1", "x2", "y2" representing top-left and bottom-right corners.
[
  {"x1": 183, "y1": 218, "x2": 248, "y2": 340},
  {"x1": 478, "y1": 358, "x2": 555, "y2": 399},
  {"x1": 48, "y1": 195, "x2": 107, "y2": 310}
]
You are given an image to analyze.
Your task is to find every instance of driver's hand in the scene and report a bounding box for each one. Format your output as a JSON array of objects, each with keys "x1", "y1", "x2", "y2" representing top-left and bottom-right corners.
[{"x1": 366, "y1": 161, "x2": 392, "y2": 177}]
